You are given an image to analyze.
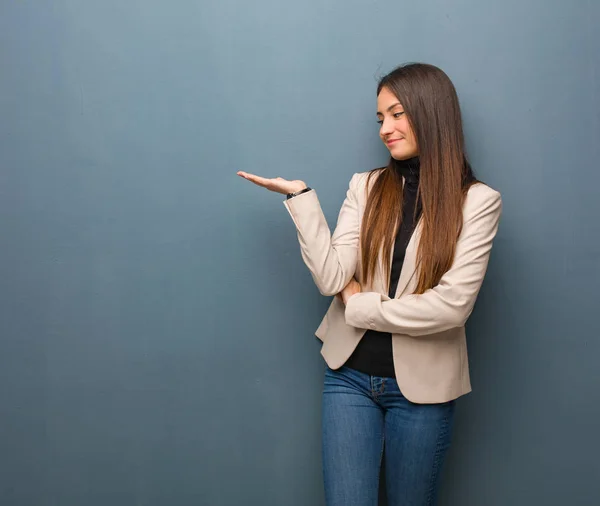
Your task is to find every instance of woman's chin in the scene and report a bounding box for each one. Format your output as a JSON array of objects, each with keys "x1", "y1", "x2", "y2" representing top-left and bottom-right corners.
[{"x1": 390, "y1": 150, "x2": 418, "y2": 161}]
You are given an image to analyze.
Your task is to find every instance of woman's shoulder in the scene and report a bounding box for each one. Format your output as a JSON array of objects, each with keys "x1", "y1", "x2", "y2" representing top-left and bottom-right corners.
[
  {"x1": 467, "y1": 181, "x2": 501, "y2": 200},
  {"x1": 348, "y1": 168, "x2": 385, "y2": 190},
  {"x1": 464, "y1": 181, "x2": 502, "y2": 216},
  {"x1": 350, "y1": 169, "x2": 377, "y2": 181}
]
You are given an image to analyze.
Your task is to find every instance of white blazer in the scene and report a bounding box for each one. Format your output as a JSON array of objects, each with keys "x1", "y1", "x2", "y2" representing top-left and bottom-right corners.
[{"x1": 284, "y1": 171, "x2": 502, "y2": 403}]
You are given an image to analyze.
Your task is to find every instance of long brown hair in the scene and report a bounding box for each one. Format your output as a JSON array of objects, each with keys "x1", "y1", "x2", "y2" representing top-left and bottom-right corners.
[{"x1": 361, "y1": 63, "x2": 477, "y2": 294}]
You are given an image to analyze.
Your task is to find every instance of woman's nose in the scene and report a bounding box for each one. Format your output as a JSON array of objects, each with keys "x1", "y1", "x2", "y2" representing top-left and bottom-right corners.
[{"x1": 379, "y1": 118, "x2": 394, "y2": 136}]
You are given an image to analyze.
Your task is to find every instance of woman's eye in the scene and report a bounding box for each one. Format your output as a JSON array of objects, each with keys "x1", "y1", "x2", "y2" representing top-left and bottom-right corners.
[{"x1": 377, "y1": 112, "x2": 403, "y2": 124}]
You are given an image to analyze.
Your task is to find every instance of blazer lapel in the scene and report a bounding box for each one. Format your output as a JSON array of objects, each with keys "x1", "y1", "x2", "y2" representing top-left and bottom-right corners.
[
  {"x1": 393, "y1": 218, "x2": 422, "y2": 298},
  {"x1": 374, "y1": 248, "x2": 390, "y2": 295},
  {"x1": 366, "y1": 172, "x2": 422, "y2": 299}
]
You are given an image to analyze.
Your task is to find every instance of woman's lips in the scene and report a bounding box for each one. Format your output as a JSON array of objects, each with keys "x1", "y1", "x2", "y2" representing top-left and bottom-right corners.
[{"x1": 386, "y1": 138, "x2": 402, "y2": 146}]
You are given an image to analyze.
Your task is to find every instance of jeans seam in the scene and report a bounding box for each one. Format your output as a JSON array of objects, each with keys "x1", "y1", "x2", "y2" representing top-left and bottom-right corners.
[
  {"x1": 425, "y1": 413, "x2": 450, "y2": 506},
  {"x1": 370, "y1": 376, "x2": 386, "y2": 402},
  {"x1": 378, "y1": 418, "x2": 385, "y2": 497}
]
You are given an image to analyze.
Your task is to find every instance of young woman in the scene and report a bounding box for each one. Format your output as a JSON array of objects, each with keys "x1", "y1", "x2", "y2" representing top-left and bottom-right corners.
[{"x1": 237, "y1": 62, "x2": 502, "y2": 506}]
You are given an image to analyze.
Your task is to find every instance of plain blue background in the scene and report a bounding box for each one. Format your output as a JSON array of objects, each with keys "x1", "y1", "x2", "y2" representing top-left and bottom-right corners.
[{"x1": 1, "y1": 1, "x2": 598, "y2": 505}]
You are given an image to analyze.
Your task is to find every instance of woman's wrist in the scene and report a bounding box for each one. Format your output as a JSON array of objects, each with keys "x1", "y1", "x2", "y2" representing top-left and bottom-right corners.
[{"x1": 286, "y1": 186, "x2": 311, "y2": 199}]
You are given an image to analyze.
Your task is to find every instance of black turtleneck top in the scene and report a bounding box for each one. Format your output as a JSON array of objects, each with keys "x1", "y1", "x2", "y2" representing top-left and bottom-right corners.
[{"x1": 345, "y1": 157, "x2": 422, "y2": 378}]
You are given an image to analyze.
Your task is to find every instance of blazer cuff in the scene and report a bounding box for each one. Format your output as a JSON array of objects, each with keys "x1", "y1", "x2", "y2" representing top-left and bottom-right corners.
[{"x1": 345, "y1": 292, "x2": 389, "y2": 330}]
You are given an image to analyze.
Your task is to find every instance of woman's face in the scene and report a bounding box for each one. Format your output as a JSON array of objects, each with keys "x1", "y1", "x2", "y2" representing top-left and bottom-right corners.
[{"x1": 376, "y1": 87, "x2": 418, "y2": 160}]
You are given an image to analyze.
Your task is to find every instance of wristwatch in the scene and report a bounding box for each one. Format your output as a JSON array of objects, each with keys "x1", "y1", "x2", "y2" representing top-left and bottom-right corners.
[{"x1": 286, "y1": 187, "x2": 312, "y2": 199}]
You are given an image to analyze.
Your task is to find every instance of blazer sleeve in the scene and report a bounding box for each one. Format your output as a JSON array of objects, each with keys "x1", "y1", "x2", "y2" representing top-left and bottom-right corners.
[
  {"x1": 283, "y1": 173, "x2": 362, "y2": 296},
  {"x1": 344, "y1": 185, "x2": 502, "y2": 336}
]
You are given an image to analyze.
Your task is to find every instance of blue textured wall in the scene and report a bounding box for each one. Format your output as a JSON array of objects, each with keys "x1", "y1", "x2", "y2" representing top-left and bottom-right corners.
[{"x1": 1, "y1": 1, "x2": 598, "y2": 504}]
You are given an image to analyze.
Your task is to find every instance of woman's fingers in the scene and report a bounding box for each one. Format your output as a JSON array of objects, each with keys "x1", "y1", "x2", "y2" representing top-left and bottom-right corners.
[
  {"x1": 237, "y1": 171, "x2": 291, "y2": 194},
  {"x1": 237, "y1": 171, "x2": 306, "y2": 195},
  {"x1": 237, "y1": 171, "x2": 271, "y2": 187}
]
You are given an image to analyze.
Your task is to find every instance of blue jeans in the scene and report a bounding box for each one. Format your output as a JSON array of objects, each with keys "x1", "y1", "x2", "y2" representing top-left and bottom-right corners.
[{"x1": 322, "y1": 366, "x2": 455, "y2": 506}]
